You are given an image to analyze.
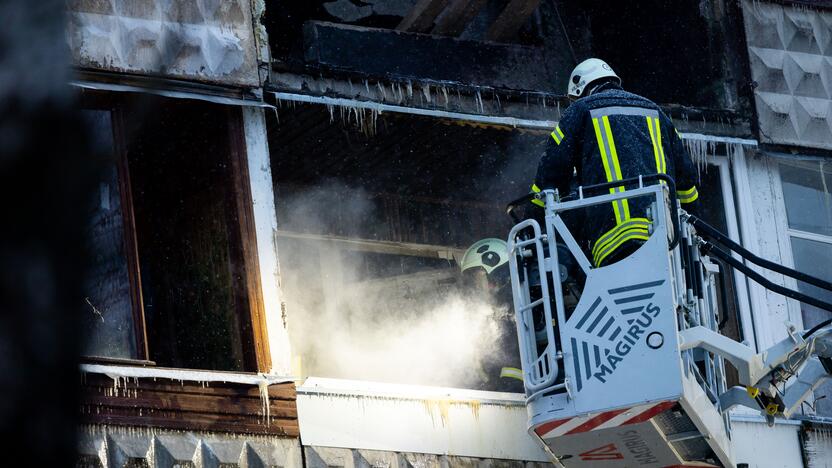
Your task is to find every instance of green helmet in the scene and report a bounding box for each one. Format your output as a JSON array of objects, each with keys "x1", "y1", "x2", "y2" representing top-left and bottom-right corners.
[{"x1": 460, "y1": 238, "x2": 509, "y2": 275}]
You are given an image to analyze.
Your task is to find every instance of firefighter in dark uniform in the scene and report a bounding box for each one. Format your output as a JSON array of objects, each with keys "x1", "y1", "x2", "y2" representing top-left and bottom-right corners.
[{"x1": 534, "y1": 58, "x2": 700, "y2": 267}]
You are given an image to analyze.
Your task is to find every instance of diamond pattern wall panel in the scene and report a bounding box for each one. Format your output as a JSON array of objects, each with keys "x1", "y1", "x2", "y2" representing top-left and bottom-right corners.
[
  {"x1": 78, "y1": 425, "x2": 302, "y2": 468},
  {"x1": 303, "y1": 446, "x2": 553, "y2": 468},
  {"x1": 66, "y1": 0, "x2": 260, "y2": 88},
  {"x1": 742, "y1": 1, "x2": 832, "y2": 149}
]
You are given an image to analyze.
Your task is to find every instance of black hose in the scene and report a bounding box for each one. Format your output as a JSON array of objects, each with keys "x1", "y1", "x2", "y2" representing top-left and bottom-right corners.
[
  {"x1": 689, "y1": 215, "x2": 832, "y2": 293},
  {"x1": 703, "y1": 241, "x2": 832, "y2": 314},
  {"x1": 803, "y1": 318, "x2": 832, "y2": 340}
]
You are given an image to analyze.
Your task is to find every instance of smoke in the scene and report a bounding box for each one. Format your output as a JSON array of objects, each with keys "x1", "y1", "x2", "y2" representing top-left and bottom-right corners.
[{"x1": 277, "y1": 181, "x2": 510, "y2": 388}]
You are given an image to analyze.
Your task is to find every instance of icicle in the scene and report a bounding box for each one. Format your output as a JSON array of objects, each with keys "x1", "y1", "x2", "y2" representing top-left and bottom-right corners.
[
  {"x1": 407, "y1": 81, "x2": 413, "y2": 98},
  {"x1": 422, "y1": 84, "x2": 432, "y2": 103},
  {"x1": 364, "y1": 80, "x2": 370, "y2": 94},
  {"x1": 258, "y1": 376, "x2": 271, "y2": 426},
  {"x1": 442, "y1": 87, "x2": 449, "y2": 108}
]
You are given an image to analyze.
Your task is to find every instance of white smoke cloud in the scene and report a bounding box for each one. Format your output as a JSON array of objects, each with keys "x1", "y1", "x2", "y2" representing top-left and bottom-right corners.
[{"x1": 277, "y1": 181, "x2": 508, "y2": 388}]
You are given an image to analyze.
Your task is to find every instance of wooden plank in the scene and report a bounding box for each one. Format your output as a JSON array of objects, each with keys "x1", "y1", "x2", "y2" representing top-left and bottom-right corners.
[
  {"x1": 82, "y1": 374, "x2": 297, "y2": 399},
  {"x1": 80, "y1": 412, "x2": 300, "y2": 437},
  {"x1": 79, "y1": 375, "x2": 299, "y2": 437},
  {"x1": 432, "y1": 0, "x2": 487, "y2": 36},
  {"x1": 80, "y1": 394, "x2": 297, "y2": 419},
  {"x1": 486, "y1": 0, "x2": 542, "y2": 42},
  {"x1": 397, "y1": 0, "x2": 450, "y2": 32}
]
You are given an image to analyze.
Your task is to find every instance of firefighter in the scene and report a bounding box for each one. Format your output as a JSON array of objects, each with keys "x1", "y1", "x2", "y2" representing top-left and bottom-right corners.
[
  {"x1": 459, "y1": 238, "x2": 524, "y2": 392},
  {"x1": 533, "y1": 58, "x2": 700, "y2": 267}
]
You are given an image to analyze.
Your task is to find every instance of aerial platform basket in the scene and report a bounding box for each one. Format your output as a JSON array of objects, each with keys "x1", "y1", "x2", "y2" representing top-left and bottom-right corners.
[{"x1": 507, "y1": 176, "x2": 733, "y2": 467}]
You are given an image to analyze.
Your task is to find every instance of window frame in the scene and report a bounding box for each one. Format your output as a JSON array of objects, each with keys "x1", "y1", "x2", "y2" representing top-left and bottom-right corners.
[
  {"x1": 708, "y1": 153, "x2": 757, "y2": 349},
  {"x1": 79, "y1": 91, "x2": 273, "y2": 372},
  {"x1": 80, "y1": 93, "x2": 150, "y2": 362}
]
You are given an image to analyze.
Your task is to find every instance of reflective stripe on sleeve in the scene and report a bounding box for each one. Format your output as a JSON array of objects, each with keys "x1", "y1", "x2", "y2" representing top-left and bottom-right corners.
[
  {"x1": 551, "y1": 125, "x2": 565, "y2": 145},
  {"x1": 500, "y1": 367, "x2": 524, "y2": 381},
  {"x1": 678, "y1": 186, "x2": 699, "y2": 203},
  {"x1": 531, "y1": 183, "x2": 544, "y2": 207}
]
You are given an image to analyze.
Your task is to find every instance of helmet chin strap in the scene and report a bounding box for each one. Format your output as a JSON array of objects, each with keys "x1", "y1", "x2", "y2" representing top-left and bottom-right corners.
[{"x1": 585, "y1": 82, "x2": 607, "y2": 97}]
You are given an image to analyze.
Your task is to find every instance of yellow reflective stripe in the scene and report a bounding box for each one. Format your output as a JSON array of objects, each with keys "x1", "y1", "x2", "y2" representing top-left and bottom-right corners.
[
  {"x1": 603, "y1": 116, "x2": 630, "y2": 220},
  {"x1": 500, "y1": 367, "x2": 524, "y2": 381},
  {"x1": 531, "y1": 183, "x2": 544, "y2": 207},
  {"x1": 647, "y1": 117, "x2": 662, "y2": 175},
  {"x1": 551, "y1": 125, "x2": 564, "y2": 145},
  {"x1": 593, "y1": 118, "x2": 614, "y2": 183},
  {"x1": 655, "y1": 117, "x2": 666, "y2": 174},
  {"x1": 591, "y1": 218, "x2": 652, "y2": 258},
  {"x1": 595, "y1": 230, "x2": 650, "y2": 267},
  {"x1": 678, "y1": 186, "x2": 699, "y2": 203},
  {"x1": 592, "y1": 117, "x2": 622, "y2": 224},
  {"x1": 592, "y1": 225, "x2": 649, "y2": 266}
]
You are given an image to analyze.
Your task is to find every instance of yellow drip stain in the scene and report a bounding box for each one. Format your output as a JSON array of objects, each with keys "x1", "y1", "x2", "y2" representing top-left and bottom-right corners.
[{"x1": 422, "y1": 399, "x2": 482, "y2": 428}]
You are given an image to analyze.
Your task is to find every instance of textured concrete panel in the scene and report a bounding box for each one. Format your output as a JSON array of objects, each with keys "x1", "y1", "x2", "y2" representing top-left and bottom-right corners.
[
  {"x1": 78, "y1": 424, "x2": 302, "y2": 468},
  {"x1": 742, "y1": 1, "x2": 832, "y2": 149},
  {"x1": 66, "y1": 0, "x2": 259, "y2": 88},
  {"x1": 304, "y1": 446, "x2": 553, "y2": 468}
]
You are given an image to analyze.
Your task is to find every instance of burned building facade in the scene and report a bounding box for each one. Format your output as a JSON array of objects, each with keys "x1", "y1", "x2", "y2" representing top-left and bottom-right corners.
[{"x1": 69, "y1": 1, "x2": 832, "y2": 467}]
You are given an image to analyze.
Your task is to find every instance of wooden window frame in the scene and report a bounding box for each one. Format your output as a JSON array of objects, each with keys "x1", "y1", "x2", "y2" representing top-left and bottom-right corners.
[
  {"x1": 80, "y1": 92, "x2": 150, "y2": 362},
  {"x1": 227, "y1": 106, "x2": 272, "y2": 373},
  {"x1": 79, "y1": 91, "x2": 272, "y2": 372}
]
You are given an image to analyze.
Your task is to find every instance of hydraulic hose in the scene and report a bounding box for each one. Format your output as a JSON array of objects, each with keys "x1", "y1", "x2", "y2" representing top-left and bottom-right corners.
[
  {"x1": 702, "y1": 241, "x2": 832, "y2": 314},
  {"x1": 803, "y1": 318, "x2": 832, "y2": 340},
  {"x1": 688, "y1": 215, "x2": 832, "y2": 293}
]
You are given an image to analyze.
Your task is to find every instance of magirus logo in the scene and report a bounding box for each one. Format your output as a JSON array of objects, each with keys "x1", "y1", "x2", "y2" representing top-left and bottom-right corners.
[{"x1": 568, "y1": 280, "x2": 666, "y2": 391}]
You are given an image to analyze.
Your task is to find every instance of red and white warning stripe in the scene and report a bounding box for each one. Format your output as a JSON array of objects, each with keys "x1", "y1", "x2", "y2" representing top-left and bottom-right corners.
[{"x1": 534, "y1": 401, "x2": 676, "y2": 440}]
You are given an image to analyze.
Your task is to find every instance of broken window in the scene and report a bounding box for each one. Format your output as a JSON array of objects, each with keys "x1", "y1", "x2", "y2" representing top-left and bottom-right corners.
[
  {"x1": 779, "y1": 158, "x2": 832, "y2": 415},
  {"x1": 269, "y1": 102, "x2": 543, "y2": 390},
  {"x1": 79, "y1": 94, "x2": 267, "y2": 372}
]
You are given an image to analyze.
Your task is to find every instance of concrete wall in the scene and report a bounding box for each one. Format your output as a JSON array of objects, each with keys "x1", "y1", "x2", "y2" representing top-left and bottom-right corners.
[
  {"x1": 742, "y1": 1, "x2": 832, "y2": 150},
  {"x1": 66, "y1": 0, "x2": 260, "y2": 87}
]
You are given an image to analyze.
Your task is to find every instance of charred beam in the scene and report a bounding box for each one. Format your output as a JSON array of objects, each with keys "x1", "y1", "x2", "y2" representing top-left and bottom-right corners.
[
  {"x1": 486, "y1": 0, "x2": 542, "y2": 42},
  {"x1": 432, "y1": 0, "x2": 488, "y2": 37},
  {"x1": 277, "y1": 230, "x2": 466, "y2": 260},
  {"x1": 303, "y1": 21, "x2": 564, "y2": 93},
  {"x1": 397, "y1": 0, "x2": 450, "y2": 32}
]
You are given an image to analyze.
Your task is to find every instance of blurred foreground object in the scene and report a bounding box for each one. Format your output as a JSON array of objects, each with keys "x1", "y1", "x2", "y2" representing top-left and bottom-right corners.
[{"x1": 0, "y1": 1, "x2": 94, "y2": 466}]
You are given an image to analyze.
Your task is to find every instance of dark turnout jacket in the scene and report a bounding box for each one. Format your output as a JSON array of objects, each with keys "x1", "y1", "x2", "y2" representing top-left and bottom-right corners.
[{"x1": 534, "y1": 83, "x2": 699, "y2": 267}]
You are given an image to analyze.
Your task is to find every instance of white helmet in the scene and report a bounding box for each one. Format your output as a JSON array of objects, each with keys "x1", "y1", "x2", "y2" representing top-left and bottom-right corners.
[
  {"x1": 460, "y1": 238, "x2": 508, "y2": 275},
  {"x1": 567, "y1": 58, "x2": 621, "y2": 99}
]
